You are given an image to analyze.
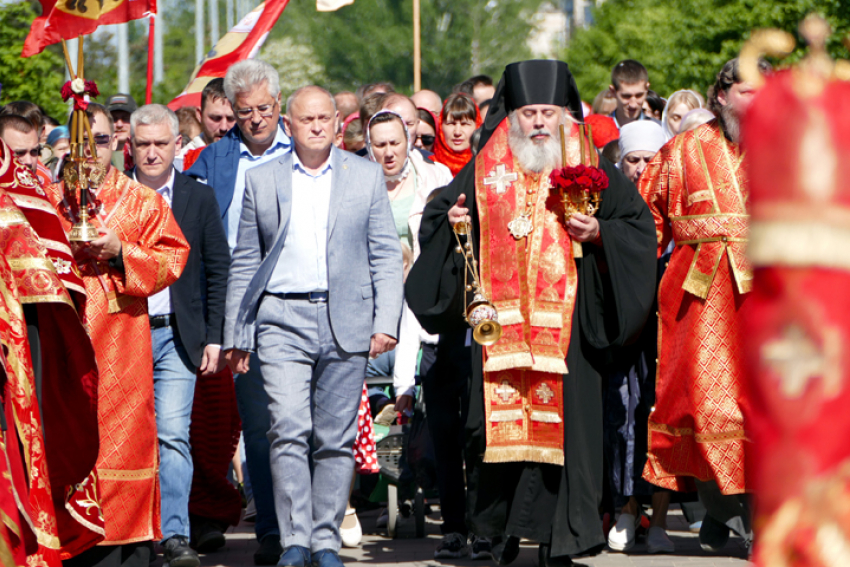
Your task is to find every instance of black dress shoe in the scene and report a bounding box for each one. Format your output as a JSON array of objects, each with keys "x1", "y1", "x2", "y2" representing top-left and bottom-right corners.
[
  {"x1": 279, "y1": 545, "x2": 311, "y2": 567},
  {"x1": 192, "y1": 520, "x2": 226, "y2": 553},
  {"x1": 253, "y1": 534, "x2": 283, "y2": 566},
  {"x1": 163, "y1": 536, "x2": 200, "y2": 567},
  {"x1": 311, "y1": 549, "x2": 344, "y2": 567},
  {"x1": 491, "y1": 536, "x2": 520, "y2": 566}
]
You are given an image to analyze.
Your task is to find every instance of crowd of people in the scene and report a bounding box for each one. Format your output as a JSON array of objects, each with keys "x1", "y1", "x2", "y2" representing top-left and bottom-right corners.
[{"x1": 0, "y1": 51, "x2": 765, "y2": 567}]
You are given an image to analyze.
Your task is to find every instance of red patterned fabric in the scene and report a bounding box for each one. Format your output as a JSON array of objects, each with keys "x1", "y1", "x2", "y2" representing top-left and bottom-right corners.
[
  {"x1": 44, "y1": 167, "x2": 189, "y2": 545},
  {"x1": 188, "y1": 368, "x2": 242, "y2": 527},
  {"x1": 0, "y1": 255, "x2": 41, "y2": 565},
  {"x1": 741, "y1": 69, "x2": 850, "y2": 566},
  {"x1": 0, "y1": 145, "x2": 86, "y2": 301},
  {"x1": 473, "y1": 118, "x2": 596, "y2": 465},
  {"x1": 353, "y1": 383, "x2": 378, "y2": 474},
  {"x1": 0, "y1": 141, "x2": 104, "y2": 562},
  {"x1": 639, "y1": 120, "x2": 750, "y2": 495},
  {"x1": 36, "y1": 162, "x2": 52, "y2": 187}
]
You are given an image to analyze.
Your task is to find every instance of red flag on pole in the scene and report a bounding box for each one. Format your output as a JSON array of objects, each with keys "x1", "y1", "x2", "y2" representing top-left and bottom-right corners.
[
  {"x1": 22, "y1": 0, "x2": 157, "y2": 57},
  {"x1": 167, "y1": 0, "x2": 290, "y2": 110}
]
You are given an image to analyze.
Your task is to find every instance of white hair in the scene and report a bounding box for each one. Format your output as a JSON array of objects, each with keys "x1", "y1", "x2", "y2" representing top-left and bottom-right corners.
[
  {"x1": 285, "y1": 85, "x2": 337, "y2": 117},
  {"x1": 130, "y1": 104, "x2": 179, "y2": 139},
  {"x1": 507, "y1": 108, "x2": 569, "y2": 173},
  {"x1": 224, "y1": 59, "x2": 281, "y2": 104}
]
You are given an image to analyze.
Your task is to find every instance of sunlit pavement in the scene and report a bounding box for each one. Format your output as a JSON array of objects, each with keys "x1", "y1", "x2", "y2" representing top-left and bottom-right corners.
[{"x1": 183, "y1": 505, "x2": 750, "y2": 567}]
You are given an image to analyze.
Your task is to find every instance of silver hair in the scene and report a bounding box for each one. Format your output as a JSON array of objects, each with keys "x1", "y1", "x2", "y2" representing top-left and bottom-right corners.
[
  {"x1": 507, "y1": 109, "x2": 567, "y2": 173},
  {"x1": 224, "y1": 59, "x2": 281, "y2": 104},
  {"x1": 130, "y1": 104, "x2": 179, "y2": 139},
  {"x1": 285, "y1": 85, "x2": 337, "y2": 117}
]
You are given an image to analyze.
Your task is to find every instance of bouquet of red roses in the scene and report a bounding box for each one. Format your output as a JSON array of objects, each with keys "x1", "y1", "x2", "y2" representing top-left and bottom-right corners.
[
  {"x1": 547, "y1": 164, "x2": 609, "y2": 219},
  {"x1": 549, "y1": 163, "x2": 609, "y2": 193}
]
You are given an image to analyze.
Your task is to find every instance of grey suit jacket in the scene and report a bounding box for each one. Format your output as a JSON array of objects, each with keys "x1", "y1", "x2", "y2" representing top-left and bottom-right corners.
[{"x1": 223, "y1": 147, "x2": 403, "y2": 354}]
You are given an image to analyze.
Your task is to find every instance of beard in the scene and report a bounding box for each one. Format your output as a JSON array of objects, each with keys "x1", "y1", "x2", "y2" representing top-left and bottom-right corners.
[
  {"x1": 719, "y1": 104, "x2": 741, "y2": 143},
  {"x1": 508, "y1": 118, "x2": 562, "y2": 173}
]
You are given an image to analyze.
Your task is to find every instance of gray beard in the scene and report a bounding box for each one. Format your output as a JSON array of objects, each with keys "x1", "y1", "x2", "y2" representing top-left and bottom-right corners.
[
  {"x1": 719, "y1": 104, "x2": 740, "y2": 143},
  {"x1": 508, "y1": 119, "x2": 562, "y2": 173}
]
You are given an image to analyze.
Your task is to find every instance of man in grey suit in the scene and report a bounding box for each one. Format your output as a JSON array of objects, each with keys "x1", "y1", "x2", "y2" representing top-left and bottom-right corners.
[{"x1": 224, "y1": 85, "x2": 403, "y2": 567}]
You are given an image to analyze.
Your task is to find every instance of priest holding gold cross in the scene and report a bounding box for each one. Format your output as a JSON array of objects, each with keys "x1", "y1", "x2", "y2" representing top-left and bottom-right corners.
[{"x1": 406, "y1": 60, "x2": 657, "y2": 565}]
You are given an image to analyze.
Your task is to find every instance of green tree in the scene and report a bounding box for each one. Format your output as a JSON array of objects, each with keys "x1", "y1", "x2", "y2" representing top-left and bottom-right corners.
[
  {"x1": 565, "y1": 0, "x2": 850, "y2": 102},
  {"x1": 0, "y1": 1, "x2": 68, "y2": 120},
  {"x1": 267, "y1": 0, "x2": 544, "y2": 96},
  {"x1": 261, "y1": 37, "x2": 328, "y2": 100}
]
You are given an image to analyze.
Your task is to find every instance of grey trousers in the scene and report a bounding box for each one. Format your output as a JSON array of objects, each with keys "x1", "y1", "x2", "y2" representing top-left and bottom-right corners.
[{"x1": 257, "y1": 295, "x2": 367, "y2": 552}]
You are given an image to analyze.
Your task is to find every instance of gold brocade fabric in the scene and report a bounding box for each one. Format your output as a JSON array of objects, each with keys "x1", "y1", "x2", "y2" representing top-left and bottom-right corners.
[
  {"x1": 638, "y1": 120, "x2": 750, "y2": 495},
  {"x1": 475, "y1": 119, "x2": 594, "y2": 465},
  {"x1": 0, "y1": 190, "x2": 74, "y2": 311},
  {"x1": 44, "y1": 168, "x2": 189, "y2": 544}
]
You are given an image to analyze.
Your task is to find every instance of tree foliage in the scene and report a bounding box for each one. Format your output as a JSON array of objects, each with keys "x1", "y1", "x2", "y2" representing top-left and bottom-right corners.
[
  {"x1": 2, "y1": 0, "x2": 545, "y2": 110},
  {"x1": 565, "y1": 0, "x2": 850, "y2": 102},
  {"x1": 260, "y1": 37, "x2": 328, "y2": 100},
  {"x1": 0, "y1": 1, "x2": 68, "y2": 120},
  {"x1": 265, "y1": 0, "x2": 543, "y2": 95}
]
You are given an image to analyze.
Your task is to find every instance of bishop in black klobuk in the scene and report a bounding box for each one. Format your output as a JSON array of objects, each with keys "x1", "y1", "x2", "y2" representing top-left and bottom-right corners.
[{"x1": 406, "y1": 60, "x2": 657, "y2": 565}]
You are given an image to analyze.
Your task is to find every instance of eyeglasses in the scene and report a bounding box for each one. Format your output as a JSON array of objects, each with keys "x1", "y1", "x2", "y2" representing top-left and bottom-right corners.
[
  {"x1": 13, "y1": 145, "x2": 42, "y2": 158},
  {"x1": 82, "y1": 134, "x2": 113, "y2": 147},
  {"x1": 235, "y1": 100, "x2": 277, "y2": 120},
  {"x1": 417, "y1": 134, "x2": 435, "y2": 146}
]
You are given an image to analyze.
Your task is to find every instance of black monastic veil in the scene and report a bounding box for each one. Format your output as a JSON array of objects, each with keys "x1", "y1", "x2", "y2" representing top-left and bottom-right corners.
[{"x1": 406, "y1": 60, "x2": 658, "y2": 560}]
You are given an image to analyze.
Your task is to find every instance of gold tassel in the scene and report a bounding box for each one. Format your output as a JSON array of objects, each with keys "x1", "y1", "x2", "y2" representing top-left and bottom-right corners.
[
  {"x1": 530, "y1": 410, "x2": 562, "y2": 423},
  {"x1": 530, "y1": 356, "x2": 568, "y2": 374},
  {"x1": 530, "y1": 310, "x2": 563, "y2": 328},
  {"x1": 484, "y1": 352, "x2": 534, "y2": 372},
  {"x1": 489, "y1": 410, "x2": 525, "y2": 422}
]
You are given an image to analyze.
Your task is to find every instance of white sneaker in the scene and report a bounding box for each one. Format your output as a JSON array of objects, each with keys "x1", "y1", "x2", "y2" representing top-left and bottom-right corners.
[
  {"x1": 646, "y1": 526, "x2": 675, "y2": 554},
  {"x1": 608, "y1": 512, "x2": 639, "y2": 552},
  {"x1": 341, "y1": 508, "x2": 362, "y2": 548}
]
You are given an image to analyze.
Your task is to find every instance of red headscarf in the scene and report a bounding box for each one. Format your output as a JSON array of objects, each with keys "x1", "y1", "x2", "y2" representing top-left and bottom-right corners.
[{"x1": 431, "y1": 94, "x2": 483, "y2": 176}]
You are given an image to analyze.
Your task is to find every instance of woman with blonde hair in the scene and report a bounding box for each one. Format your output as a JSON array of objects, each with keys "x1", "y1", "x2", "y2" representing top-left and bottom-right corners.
[{"x1": 661, "y1": 89, "x2": 705, "y2": 140}]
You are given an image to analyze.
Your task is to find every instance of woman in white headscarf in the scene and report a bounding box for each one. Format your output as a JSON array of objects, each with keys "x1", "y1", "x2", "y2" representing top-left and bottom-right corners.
[{"x1": 661, "y1": 89, "x2": 705, "y2": 140}]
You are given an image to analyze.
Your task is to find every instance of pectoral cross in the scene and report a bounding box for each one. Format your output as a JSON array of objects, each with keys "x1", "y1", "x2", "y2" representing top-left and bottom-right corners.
[{"x1": 484, "y1": 164, "x2": 518, "y2": 195}]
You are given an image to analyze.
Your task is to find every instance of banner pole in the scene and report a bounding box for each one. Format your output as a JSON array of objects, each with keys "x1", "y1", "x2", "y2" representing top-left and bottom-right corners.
[
  {"x1": 147, "y1": 15, "x2": 155, "y2": 104},
  {"x1": 413, "y1": 0, "x2": 420, "y2": 91}
]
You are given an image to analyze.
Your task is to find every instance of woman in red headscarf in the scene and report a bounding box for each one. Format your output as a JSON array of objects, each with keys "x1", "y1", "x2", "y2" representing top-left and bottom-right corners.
[{"x1": 431, "y1": 93, "x2": 482, "y2": 176}]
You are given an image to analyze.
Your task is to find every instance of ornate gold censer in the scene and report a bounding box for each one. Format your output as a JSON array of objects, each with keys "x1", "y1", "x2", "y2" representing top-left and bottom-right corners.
[{"x1": 453, "y1": 219, "x2": 502, "y2": 346}]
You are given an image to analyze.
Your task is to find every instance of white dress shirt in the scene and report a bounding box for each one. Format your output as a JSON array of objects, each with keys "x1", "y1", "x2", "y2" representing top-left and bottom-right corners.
[
  {"x1": 140, "y1": 168, "x2": 175, "y2": 317},
  {"x1": 227, "y1": 126, "x2": 290, "y2": 252},
  {"x1": 265, "y1": 148, "x2": 334, "y2": 294}
]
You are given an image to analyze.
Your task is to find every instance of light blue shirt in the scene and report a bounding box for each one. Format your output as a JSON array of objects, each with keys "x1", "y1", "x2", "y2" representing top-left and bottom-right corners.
[
  {"x1": 138, "y1": 168, "x2": 175, "y2": 316},
  {"x1": 227, "y1": 126, "x2": 290, "y2": 251},
  {"x1": 266, "y1": 148, "x2": 334, "y2": 294}
]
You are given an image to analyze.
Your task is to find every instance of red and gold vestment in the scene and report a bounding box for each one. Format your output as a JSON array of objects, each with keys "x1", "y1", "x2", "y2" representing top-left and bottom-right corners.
[
  {"x1": 639, "y1": 119, "x2": 750, "y2": 495},
  {"x1": 45, "y1": 167, "x2": 189, "y2": 545},
  {"x1": 0, "y1": 141, "x2": 105, "y2": 564},
  {"x1": 475, "y1": 119, "x2": 595, "y2": 465},
  {"x1": 742, "y1": 69, "x2": 850, "y2": 567}
]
